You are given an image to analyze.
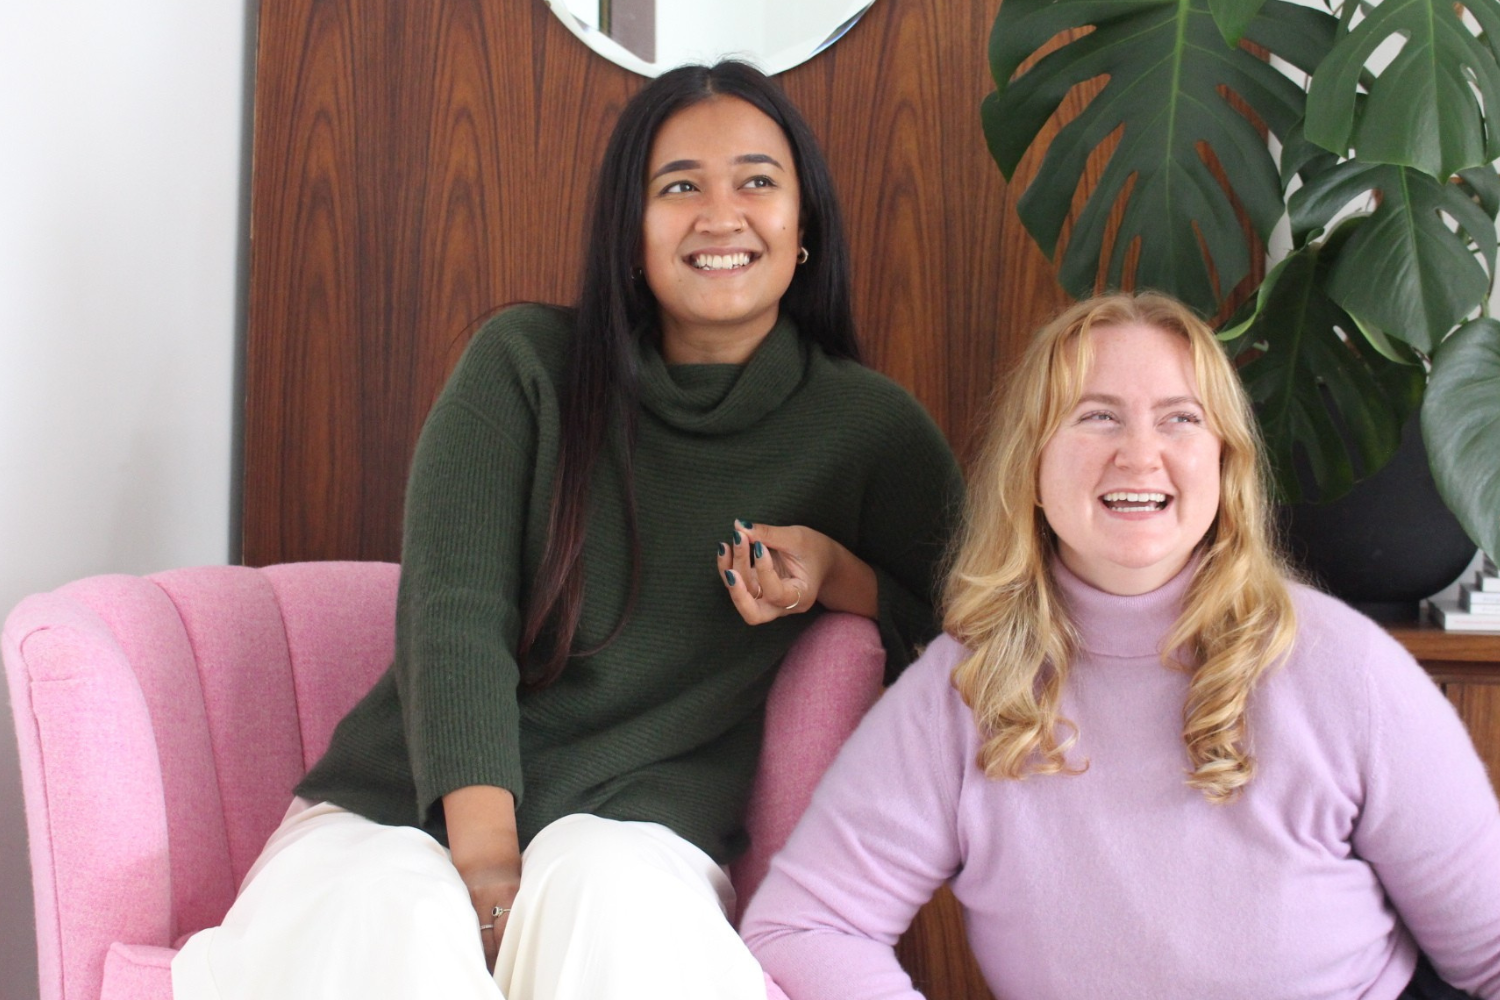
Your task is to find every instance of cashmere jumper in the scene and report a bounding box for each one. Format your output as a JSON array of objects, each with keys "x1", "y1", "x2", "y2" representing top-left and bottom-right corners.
[
  {"x1": 742, "y1": 560, "x2": 1500, "y2": 999},
  {"x1": 296, "y1": 303, "x2": 962, "y2": 863}
]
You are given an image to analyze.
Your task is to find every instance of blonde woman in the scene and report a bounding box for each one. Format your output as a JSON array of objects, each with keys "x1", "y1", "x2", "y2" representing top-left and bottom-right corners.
[{"x1": 741, "y1": 293, "x2": 1500, "y2": 1000}]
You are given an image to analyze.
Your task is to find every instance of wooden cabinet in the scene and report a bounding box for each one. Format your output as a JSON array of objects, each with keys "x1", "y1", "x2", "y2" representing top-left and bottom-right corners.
[
  {"x1": 1392, "y1": 624, "x2": 1500, "y2": 793},
  {"x1": 897, "y1": 887, "x2": 994, "y2": 999},
  {"x1": 893, "y1": 625, "x2": 1500, "y2": 1000}
]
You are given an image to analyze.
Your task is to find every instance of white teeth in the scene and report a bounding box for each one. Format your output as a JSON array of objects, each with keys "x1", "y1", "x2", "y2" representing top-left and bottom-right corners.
[
  {"x1": 1101, "y1": 491, "x2": 1169, "y2": 512},
  {"x1": 691, "y1": 252, "x2": 751, "y2": 270},
  {"x1": 1102, "y1": 491, "x2": 1167, "y2": 503}
]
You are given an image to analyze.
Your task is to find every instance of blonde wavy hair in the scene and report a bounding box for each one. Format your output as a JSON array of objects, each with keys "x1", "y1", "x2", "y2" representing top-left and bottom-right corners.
[{"x1": 945, "y1": 292, "x2": 1297, "y2": 803}]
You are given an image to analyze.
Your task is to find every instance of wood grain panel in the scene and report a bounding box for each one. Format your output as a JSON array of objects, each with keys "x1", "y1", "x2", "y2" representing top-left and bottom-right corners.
[
  {"x1": 247, "y1": 0, "x2": 638, "y2": 565},
  {"x1": 897, "y1": 886, "x2": 997, "y2": 1000},
  {"x1": 1447, "y1": 684, "x2": 1500, "y2": 788},
  {"x1": 1394, "y1": 627, "x2": 1500, "y2": 795},
  {"x1": 245, "y1": 0, "x2": 1081, "y2": 566},
  {"x1": 781, "y1": 0, "x2": 1025, "y2": 461},
  {"x1": 247, "y1": 0, "x2": 367, "y2": 564},
  {"x1": 1390, "y1": 624, "x2": 1500, "y2": 670},
  {"x1": 245, "y1": 0, "x2": 1263, "y2": 553}
]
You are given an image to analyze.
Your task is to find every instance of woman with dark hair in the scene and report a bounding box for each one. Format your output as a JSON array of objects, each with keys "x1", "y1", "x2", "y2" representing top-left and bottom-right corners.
[{"x1": 171, "y1": 61, "x2": 961, "y2": 1000}]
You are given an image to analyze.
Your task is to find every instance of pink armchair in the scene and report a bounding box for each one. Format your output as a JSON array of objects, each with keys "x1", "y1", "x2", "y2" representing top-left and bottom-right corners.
[{"x1": 3, "y1": 562, "x2": 884, "y2": 1000}]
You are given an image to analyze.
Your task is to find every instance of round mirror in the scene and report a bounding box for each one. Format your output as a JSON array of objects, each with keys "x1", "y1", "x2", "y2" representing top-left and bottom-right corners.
[{"x1": 542, "y1": 0, "x2": 876, "y2": 77}]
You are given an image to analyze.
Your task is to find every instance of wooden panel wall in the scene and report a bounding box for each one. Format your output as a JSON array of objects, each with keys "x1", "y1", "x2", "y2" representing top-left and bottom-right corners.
[{"x1": 243, "y1": 0, "x2": 1074, "y2": 566}]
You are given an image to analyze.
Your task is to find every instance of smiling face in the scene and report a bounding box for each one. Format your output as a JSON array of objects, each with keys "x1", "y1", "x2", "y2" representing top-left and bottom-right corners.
[
  {"x1": 641, "y1": 96, "x2": 802, "y2": 363},
  {"x1": 1037, "y1": 322, "x2": 1223, "y2": 596}
]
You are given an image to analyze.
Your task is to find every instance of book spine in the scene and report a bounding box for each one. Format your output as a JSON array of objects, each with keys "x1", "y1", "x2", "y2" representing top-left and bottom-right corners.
[
  {"x1": 1430, "y1": 599, "x2": 1500, "y2": 631},
  {"x1": 1461, "y1": 585, "x2": 1500, "y2": 611}
]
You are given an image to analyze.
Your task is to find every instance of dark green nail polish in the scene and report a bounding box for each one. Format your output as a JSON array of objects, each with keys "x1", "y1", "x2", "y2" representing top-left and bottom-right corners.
[
  {"x1": 733, "y1": 530, "x2": 742, "y2": 545},
  {"x1": 725, "y1": 570, "x2": 736, "y2": 586},
  {"x1": 753, "y1": 541, "x2": 764, "y2": 559},
  {"x1": 738, "y1": 518, "x2": 754, "y2": 529},
  {"x1": 718, "y1": 542, "x2": 728, "y2": 557}
]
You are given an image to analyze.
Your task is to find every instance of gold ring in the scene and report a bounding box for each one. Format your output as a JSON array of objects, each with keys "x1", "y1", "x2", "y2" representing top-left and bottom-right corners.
[
  {"x1": 782, "y1": 588, "x2": 803, "y2": 611},
  {"x1": 480, "y1": 923, "x2": 495, "y2": 931}
]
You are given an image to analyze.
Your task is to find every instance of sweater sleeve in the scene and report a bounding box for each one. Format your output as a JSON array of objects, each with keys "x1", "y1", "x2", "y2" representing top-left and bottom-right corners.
[
  {"x1": 857, "y1": 396, "x2": 963, "y2": 683},
  {"x1": 1351, "y1": 626, "x2": 1500, "y2": 998},
  {"x1": 393, "y1": 317, "x2": 552, "y2": 826},
  {"x1": 741, "y1": 637, "x2": 969, "y2": 999}
]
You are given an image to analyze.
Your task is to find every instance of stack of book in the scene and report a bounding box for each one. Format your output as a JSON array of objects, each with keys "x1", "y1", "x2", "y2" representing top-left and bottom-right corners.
[{"x1": 1430, "y1": 556, "x2": 1500, "y2": 631}]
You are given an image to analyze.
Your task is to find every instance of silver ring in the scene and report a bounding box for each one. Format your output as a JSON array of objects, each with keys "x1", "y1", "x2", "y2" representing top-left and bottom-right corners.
[
  {"x1": 491, "y1": 906, "x2": 510, "y2": 918},
  {"x1": 479, "y1": 923, "x2": 495, "y2": 931},
  {"x1": 782, "y1": 588, "x2": 803, "y2": 611}
]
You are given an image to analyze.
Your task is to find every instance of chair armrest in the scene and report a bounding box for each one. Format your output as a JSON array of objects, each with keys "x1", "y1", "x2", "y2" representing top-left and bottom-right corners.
[
  {"x1": 763, "y1": 969, "x2": 792, "y2": 1000},
  {"x1": 100, "y1": 944, "x2": 174, "y2": 1000},
  {"x1": 731, "y1": 613, "x2": 884, "y2": 922},
  {"x1": 4, "y1": 588, "x2": 179, "y2": 1000}
]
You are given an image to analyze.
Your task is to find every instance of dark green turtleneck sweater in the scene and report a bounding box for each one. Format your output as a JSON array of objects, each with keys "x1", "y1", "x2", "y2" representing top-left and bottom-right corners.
[{"x1": 297, "y1": 304, "x2": 962, "y2": 862}]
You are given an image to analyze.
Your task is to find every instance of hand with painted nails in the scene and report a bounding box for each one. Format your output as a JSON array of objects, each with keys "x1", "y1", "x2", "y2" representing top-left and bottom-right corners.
[{"x1": 716, "y1": 519, "x2": 878, "y2": 625}]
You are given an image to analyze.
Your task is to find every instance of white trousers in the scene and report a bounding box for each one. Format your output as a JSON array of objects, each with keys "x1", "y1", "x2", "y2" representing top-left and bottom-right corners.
[{"x1": 172, "y1": 801, "x2": 768, "y2": 1000}]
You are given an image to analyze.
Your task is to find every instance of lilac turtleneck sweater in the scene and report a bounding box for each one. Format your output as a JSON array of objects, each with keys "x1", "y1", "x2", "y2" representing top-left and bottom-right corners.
[{"x1": 742, "y1": 563, "x2": 1500, "y2": 1000}]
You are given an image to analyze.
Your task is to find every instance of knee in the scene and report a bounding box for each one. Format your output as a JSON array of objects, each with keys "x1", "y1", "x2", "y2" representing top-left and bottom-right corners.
[
  {"x1": 322, "y1": 827, "x2": 473, "y2": 928},
  {"x1": 520, "y1": 816, "x2": 709, "y2": 911}
]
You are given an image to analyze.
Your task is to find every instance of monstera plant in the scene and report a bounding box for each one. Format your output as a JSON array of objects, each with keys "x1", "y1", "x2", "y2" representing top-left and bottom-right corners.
[{"x1": 982, "y1": 0, "x2": 1500, "y2": 561}]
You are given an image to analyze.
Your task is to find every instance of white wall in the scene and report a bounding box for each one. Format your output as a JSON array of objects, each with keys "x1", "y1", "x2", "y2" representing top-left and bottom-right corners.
[{"x1": 0, "y1": 2, "x2": 248, "y2": 996}]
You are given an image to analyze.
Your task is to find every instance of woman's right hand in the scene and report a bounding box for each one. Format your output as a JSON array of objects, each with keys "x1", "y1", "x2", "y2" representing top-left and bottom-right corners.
[
  {"x1": 718, "y1": 520, "x2": 878, "y2": 624},
  {"x1": 456, "y1": 854, "x2": 521, "y2": 971},
  {"x1": 444, "y1": 784, "x2": 523, "y2": 971}
]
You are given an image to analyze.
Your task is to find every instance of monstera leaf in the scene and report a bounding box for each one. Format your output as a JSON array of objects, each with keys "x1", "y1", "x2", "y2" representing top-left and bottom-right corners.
[
  {"x1": 1458, "y1": 164, "x2": 1500, "y2": 221},
  {"x1": 981, "y1": 0, "x2": 1335, "y2": 316},
  {"x1": 1305, "y1": 0, "x2": 1500, "y2": 180},
  {"x1": 1288, "y1": 161, "x2": 1496, "y2": 351},
  {"x1": 1226, "y1": 223, "x2": 1425, "y2": 503},
  {"x1": 1279, "y1": 118, "x2": 1346, "y2": 246},
  {"x1": 1208, "y1": 0, "x2": 1270, "y2": 46},
  {"x1": 1425, "y1": 318, "x2": 1500, "y2": 558}
]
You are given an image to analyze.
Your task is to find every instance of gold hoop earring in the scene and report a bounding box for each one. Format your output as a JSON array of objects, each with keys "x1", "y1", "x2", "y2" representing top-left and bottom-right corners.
[{"x1": 796, "y1": 246, "x2": 810, "y2": 265}]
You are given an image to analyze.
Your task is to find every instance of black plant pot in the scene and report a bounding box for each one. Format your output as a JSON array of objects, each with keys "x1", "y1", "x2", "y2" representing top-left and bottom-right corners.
[{"x1": 1280, "y1": 414, "x2": 1477, "y2": 623}]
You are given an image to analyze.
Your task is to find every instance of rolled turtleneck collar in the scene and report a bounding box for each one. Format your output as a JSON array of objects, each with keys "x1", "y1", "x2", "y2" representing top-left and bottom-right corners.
[
  {"x1": 1053, "y1": 555, "x2": 1197, "y2": 660},
  {"x1": 636, "y1": 315, "x2": 808, "y2": 435}
]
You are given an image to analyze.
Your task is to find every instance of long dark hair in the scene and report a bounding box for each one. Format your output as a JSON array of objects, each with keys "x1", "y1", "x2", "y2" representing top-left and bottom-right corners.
[{"x1": 517, "y1": 60, "x2": 860, "y2": 688}]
